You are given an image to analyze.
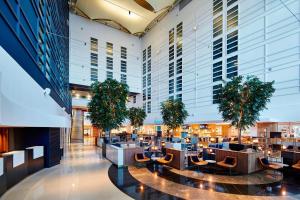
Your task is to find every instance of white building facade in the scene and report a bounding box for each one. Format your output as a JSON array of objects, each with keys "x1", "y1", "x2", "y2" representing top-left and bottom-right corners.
[{"x1": 69, "y1": 0, "x2": 300, "y2": 127}]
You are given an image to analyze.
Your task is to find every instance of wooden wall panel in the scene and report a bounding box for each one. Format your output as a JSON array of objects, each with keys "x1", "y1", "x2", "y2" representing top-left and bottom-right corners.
[{"x1": 0, "y1": 128, "x2": 8, "y2": 153}]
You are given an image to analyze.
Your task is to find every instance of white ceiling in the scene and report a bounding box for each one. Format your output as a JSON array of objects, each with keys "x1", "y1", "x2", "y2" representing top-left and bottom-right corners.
[{"x1": 70, "y1": 0, "x2": 177, "y2": 36}]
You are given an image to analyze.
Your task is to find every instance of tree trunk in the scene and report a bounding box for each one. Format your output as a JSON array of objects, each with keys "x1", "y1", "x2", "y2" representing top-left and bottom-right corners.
[
  {"x1": 238, "y1": 127, "x2": 242, "y2": 144},
  {"x1": 105, "y1": 128, "x2": 110, "y2": 144}
]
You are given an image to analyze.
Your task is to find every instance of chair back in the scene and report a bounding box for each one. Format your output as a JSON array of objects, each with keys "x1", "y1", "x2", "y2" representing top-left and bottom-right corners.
[
  {"x1": 191, "y1": 155, "x2": 200, "y2": 163},
  {"x1": 224, "y1": 156, "x2": 237, "y2": 167},
  {"x1": 258, "y1": 157, "x2": 269, "y2": 168},
  {"x1": 135, "y1": 153, "x2": 144, "y2": 161},
  {"x1": 164, "y1": 153, "x2": 174, "y2": 162}
]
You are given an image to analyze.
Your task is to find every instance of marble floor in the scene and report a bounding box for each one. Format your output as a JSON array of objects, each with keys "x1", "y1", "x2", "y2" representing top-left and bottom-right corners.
[
  {"x1": 124, "y1": 165, "x2": 300, "y2": 200},
  {"x1": 1, "y1": 144, "x2": 132, "y2": 200}
]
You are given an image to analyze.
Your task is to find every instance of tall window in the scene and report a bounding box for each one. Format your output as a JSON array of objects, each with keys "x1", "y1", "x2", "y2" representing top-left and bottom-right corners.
[
  {"x1": 121, "y1": 60, "x2": 127, "y2": 73},
  {"x1": 213, "y1": 15, "x2": 223, "y2": 37},
  {"x1": 91, "y1": 53, "x2": 98, "y2": 67},
  {"x1": 213, "y1": 38, "x2": 222, "y2": 60},
  {"x1": 213, "y1": 0, "x2": 223, "y2": 15},
  {"x1": 212, "y1": 0, "x2": 239, "y2": 104},
  {"x1": 121, "y1": 74, "x2": 126, "y2": 83},
  {"x1": 143, "y1": 76, "x2": 146, "y2": 88},
  {"x1": 121, "y1": 46, "x2": 127, "y2": 59},
  {"x1": 143, "y1": 63, "x2": 146, "y2": 75},
  {"x1": 227, "y1": 30, "x2": 238, "y2": 54},
  {"x1": 169, "y1": 45, "x2": 174, "y2": 61},
  {"x1": 147, "y1": 73, "x2": 151, "y2": 86},
  {"x1": 106, "y1": 71, "x2": 113, "y2": 79},
  {"x1": 213, "y1": 61, "x2": 222, "y2": 82},
  {"x1": 169, "y1": 22, "x2": 183, "y2": 100},
  {"x1": 176, "y1": 76, "x2": 182, "y2": 92},
  {"x1": 176, "y1": 94, "x2": 182, "y2": 101},
  {"x1": 143, "y1": 49, "x2": 146, "y2": 62},
  {"x1": 227, "y1": 0, "x2": 237, "y2": 7},
  {"x1": 169, "y1": 79, "x2": 174, "y2": 94},
  {"x1": 106, "y1": 42, "x2": 113, "y2": 56},
  {"x1": 169, "y1": 62, "x2": 174, "y2": 77},
  {"x1": 143, "y1": 89, "x2": 146, "y2": 101},
  {"x1": 227, "y1": 55, "x2": 238, "y2": 78},
  {"x1": 147, "y1": 59, "x2": 151, "y2": 72},
  {"x1": 227, "y1": 5, "x2": 238, "y2": 30},
  {"x1": 169, "y1": 28, "x2": 174, "y2": 44},
  {"x1": 176, "y1": 58, "x2": 182, "y2": 74},
  {"x1": 147, "y1": 45, "x2": 151, "y2": 59},
  {"x1": 147, "y1": 87, "x2": 151, "y2": 100},
  {"x1": 106, "y1": 57, "x2": 113, "y2": 70},
  {"x1": 91, "y1": 68, "x2": 98, "y2": 81},
  {"x1": 213, "y1": 84, "x2": 222, "y2": 104},
  {"x1": 176, "y1": 22, "x2": 183, "y2": 57},
  {"x1": 147, "y1": 101, "x2": 151, "y2": 113},
  {"x1": 90, "y1": 37, "x2": 98, "y2": 52}
]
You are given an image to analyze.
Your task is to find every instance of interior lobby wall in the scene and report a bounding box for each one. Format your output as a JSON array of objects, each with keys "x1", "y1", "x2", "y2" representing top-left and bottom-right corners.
[{"x1": 8, "y1": 128, "x2": 62, "y2": 168}]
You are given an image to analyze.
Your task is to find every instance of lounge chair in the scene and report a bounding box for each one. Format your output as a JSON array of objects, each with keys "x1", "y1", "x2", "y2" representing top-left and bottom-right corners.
[
  {"x1": 258, "y1": 157, "x2": 283, "y2": 178},
  {"x1": 190, "y1": 155, "x2": 208, "y2": 172},
  {"x1": 217, "y1": 156, "x2": 237, "y2": 175},
  {"x1": 157, "y1": 153, "x2": 173, "y2": 165},
  {"x1": 135, "y1": 153, "x2": 150, "y2": 167}
]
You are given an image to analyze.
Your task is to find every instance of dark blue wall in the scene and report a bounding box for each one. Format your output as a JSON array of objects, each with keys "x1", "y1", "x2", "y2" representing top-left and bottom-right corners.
[
  {"x1": 9, "y1": 127, "x2": 61, "y2": 168},
  {"x1": 0, "y1": 0, "x2": 71, "y2": 113}
]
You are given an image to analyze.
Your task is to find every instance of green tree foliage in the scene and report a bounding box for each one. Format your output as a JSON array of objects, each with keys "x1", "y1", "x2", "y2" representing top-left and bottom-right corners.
[
  {"x1": 87, "y1": 79, "x2": 129, "y2": 137},
  {"x1": 128, "y1": 107, "x2": 146, "y2": 133},
  {"x1": 161, "y1": 99, "x2": 188, "y2": 133},
  {"x1": 218, "y1": 75, "x2": 275, "y2": 144}
]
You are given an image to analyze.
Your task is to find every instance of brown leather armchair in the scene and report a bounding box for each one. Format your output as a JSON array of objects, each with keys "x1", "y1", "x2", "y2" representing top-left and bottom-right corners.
[
  {"x1": 157, "y1": 153, "x2": 173, "y2": 165},
  {"x1": 258, "y1": 157, "x2": 283, "y2": 178},
  {"x1": 135, "y1": 153, "x2": 150, "y2": 167},
  {"x1": 217, "y1": 156, "x2": 237, "y2": 175},
  {"x1": 190, "y1": 155, "x2": 208, "y2": 172}
]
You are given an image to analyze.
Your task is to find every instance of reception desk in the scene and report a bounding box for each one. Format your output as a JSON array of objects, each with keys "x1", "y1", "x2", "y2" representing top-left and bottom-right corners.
[
  {"x1": 26, "y1": 146, "x2": 44, "y2": 174},
  {"x1": 0, "y1": 146, "x2": 45, "y2": 196},
  {"x1": 205, "y1": 148, "x2": 264, "y2": 174},
  {"x1": 106, "y1": 144, "x2": 143, "y2": 167},
  {"x1": 2, "y1": 151, "x2": 27, "y2": 188}
]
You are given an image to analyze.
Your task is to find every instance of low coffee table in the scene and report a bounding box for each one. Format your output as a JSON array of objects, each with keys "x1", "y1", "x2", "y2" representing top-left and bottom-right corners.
[
  {"x1": 205, "y1": 160, "x2": 217, "y2": 174},
  {"x1": 151, "y1": 156, "x2": 162, "y2": 170}
]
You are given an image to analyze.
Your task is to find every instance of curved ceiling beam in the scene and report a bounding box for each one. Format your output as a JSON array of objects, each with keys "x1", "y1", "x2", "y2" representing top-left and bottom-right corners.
[
  {"x1": 93, "y1": 18, "x2": 132, "y2": 34},
  {"x1": 134, "y1": 0, "x2": 155, "y2": 12}
]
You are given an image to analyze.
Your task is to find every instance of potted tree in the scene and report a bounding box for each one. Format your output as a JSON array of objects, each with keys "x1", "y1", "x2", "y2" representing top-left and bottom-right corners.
[
  {"x1": 87, "y1": 79, "x2": 128, "y2": 155},
  {"x1": 161, "y1": 99, "x2": 188, "y2": 137},
  {"x1": 128, "y1": 107, "x2": 147, "y2": 135},
  {"x1": 217, "y1": 75, "x2": 275, "y2": 144}
]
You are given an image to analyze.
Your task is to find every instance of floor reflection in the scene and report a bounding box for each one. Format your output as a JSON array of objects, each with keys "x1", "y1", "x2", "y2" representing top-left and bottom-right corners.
[
  {"x1": 108, "y1": 165, "x2": 182, "y2": 200},
  {"x1": 146, "y1": 164, "x2": 300, "y2": 196}
]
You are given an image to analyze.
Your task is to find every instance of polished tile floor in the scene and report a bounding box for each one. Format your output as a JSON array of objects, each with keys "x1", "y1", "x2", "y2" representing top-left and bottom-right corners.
[{"x1": 1, "y1": 144, "x2": 132, "y2": 200}]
